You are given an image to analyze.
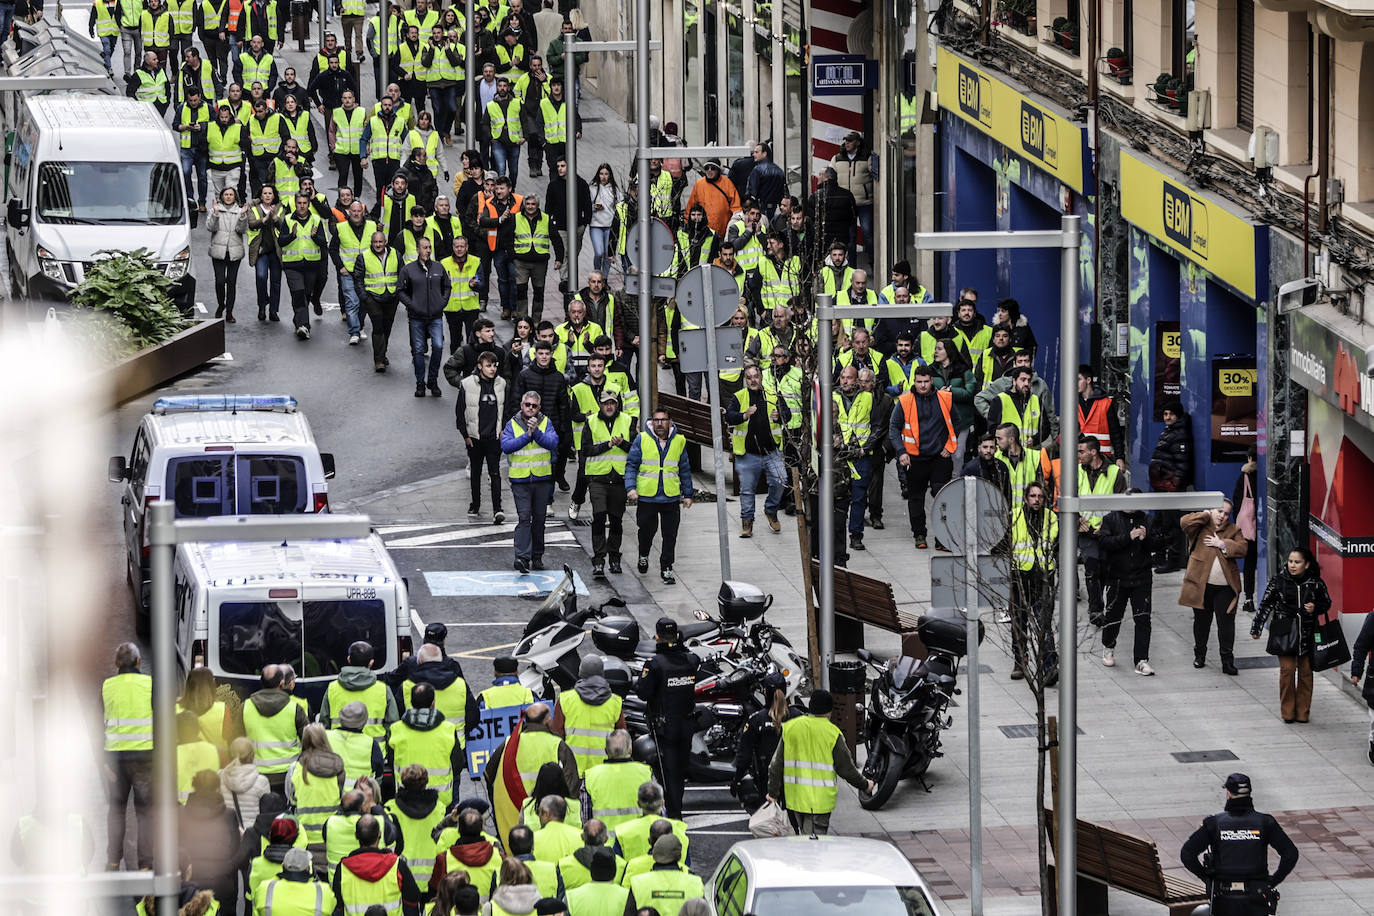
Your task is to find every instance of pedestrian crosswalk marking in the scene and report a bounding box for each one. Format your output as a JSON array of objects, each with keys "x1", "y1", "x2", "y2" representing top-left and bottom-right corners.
[
  {"x1": 211, "y1": 351, "x2": 233, "y2": 361},
  {"x1": 384, "y1": 521, "x2": 568, "y2": 548},
  {"x1": 423, "y1": 569, "x2": 590, "y2": 597},
  {"x1": 376, "y1": 522, "x2": 459, "y2": 535},
  {"x1": 195, "y1": 301, "x2": 208, "y2": 314}
]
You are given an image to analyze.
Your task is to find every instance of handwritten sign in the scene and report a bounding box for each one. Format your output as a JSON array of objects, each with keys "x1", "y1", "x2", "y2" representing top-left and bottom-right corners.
[{"x1": 465, "y1": 703, "x2": 533, "y2": 778}]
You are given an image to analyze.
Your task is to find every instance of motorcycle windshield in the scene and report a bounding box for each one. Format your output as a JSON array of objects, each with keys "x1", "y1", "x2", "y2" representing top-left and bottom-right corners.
[{"x1": 890, "y1": 657, "x2": 924, "y2": 691}]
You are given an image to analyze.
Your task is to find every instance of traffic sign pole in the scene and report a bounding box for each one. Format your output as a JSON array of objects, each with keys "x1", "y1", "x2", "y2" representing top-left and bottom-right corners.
[
  {"x1": 962, "y1": 474, "x2": 984, "y2": 916},
  {"x1": 700, "y1": 292, "x2": 731, "y2": 581}
]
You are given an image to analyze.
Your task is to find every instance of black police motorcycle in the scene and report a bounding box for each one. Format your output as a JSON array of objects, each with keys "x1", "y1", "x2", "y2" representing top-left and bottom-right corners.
[{"x1": 855, "y1": 614, "x2": 982, "y2": 810}]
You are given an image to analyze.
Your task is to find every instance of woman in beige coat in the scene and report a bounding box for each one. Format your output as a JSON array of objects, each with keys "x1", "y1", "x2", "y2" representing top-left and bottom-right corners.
[{"x1": 1179, "y1": 502, "x2": 1248, "y2": 675}]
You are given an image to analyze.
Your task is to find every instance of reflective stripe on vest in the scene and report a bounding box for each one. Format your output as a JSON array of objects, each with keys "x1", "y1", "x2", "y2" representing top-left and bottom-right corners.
[
  {"x1": 281, "y1": 110, "x2": 313, "y2": 154},
  {"x1": 506, "y1": 417, "x2": 553, "y2": 479},
  {"x1": 335, "y1": 219, "x2": 377, "y2": 273},
  {"x1": 1078, "y1": 463, "x2": 1120, "y2": 530},
  {"x1": 280, "y1": 213, "x2": 323, "y2": 263},
  {"x1": 1012, "y1": 506, "x2": 1057, "y2": 571},
  {"x1": 833, "y1": 390, "x2": 872, "y2": 445},
  {"x1": 634, "y1": 431, "x2": 685, "y2": 498},
  {"x1": 326, "y1": 728, "x2": 376, "y2": 781},
  {"x1": 479, "y1": 682, "x2": 534, "y2": 708},
  {"x1": 383, "y1": 799, "x2": 445, "y2": 892},
  {"x1": 141, "y1": 9, "x2": 171, "y2": 46},
  {"x1": 513, "y1": 212, "x2": 550, "y2": 255},
  {"x1": 540, "y1": 97, "x2": 567, "y2": 144},
  {"x1": 486, "y1": 97, "x2": 523, "y2": 142},
  {"x1": 407, "y1": 128, "x2": 441, "y2": 177},
  {"x1": 169, "y1": 0, "x2": 194, "y2": 33},
  {"x1": 133, "y1": 68, "x2": 168, "y2": 103},
  {"x1": 401, "y1": 677, "x2": 471, "y2": 736},
  {"x1": 324, "y1": 812, "x2": 361, "y2": 874},
  {"x1": 997, "y1": 447, "x2": 1045, "y2": 510},
  {"x1": 729, "y1": 388, "x2": 781, "y2": 455},
  {"x1": 93, "y1": 0, "x2": 119, "y2": 37},
  {"x1": 584, "y1": 412, "x2": 634, "y2": 478},
  {"x1": 442, "y1": 254, "x2": 482, "y2": 311},
  {"x1": 103, "y1": 673, "x2": 154, "y2": 751},
  {"x1": 249, "y1": 113, "x2": 283, "y2": 156},
  {"x1": 240, "y1": 51, "x2": 274, "y2": 88},
  {"x1": 242, "y1": 702, "x2": 300, "y2": 772},
  {"x1": 762, "y1": 365, "x2": 803, "y2": 431},
  {"x1": 337, "y1": 857, "x2": 401, "y2": 914},
  {"x1": 367, "y1": 115, "x2": 407, "y2": 161},
  {"x1": 361, "y1": 248, "x2": 399, "y2": 295},
  {"x1": 557, "y1": 691, "x2": 623, "y2": 775},
  {"x1": 262, "y1": 878, "x2": 326, "y2": 916},
  {"x1": 290, "y1": 761, "x2": 342, "y2": 845},
  {"x1": 513, "y1": 730, "x2": 565, "y2": 791},
  {"x1": 386, "y1": 719, "x2": 459, "y2": 798}
]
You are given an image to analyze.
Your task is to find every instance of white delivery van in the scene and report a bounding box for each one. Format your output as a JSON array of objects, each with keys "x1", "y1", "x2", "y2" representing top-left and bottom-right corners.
[
  {"x1": 108, "y1": 394, "x2": 336, "y2": 621},
  {"x1": 5, "y1": 95, "x2": 194, "y2": 310},
  {"x1": 172, "y1": 533, "x2": 414, "y2": 702}
]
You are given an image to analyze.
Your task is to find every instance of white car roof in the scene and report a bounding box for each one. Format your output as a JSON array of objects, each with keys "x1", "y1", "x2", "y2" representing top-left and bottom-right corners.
[
  {"x1": 729, "y1": 837, "x2": 922, "y2": 889},
  {"x1": 147, "y1": 410, "x2": 315, "y2": 447},
  {"x1": 183, "y1": 536, "x2": 394, "y2": 586}
]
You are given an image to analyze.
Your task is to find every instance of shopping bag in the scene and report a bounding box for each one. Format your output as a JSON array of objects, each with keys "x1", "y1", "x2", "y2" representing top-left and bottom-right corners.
[
  {"x1": 748, "y1": 799, "x2": 790, "y2": 837},
  {"x1": 1264, "y1": 616, "x2": 1300, "y2": 657},
  {"x1": 1312, "y1": 614, "x2": 1352, "y2": 672}
]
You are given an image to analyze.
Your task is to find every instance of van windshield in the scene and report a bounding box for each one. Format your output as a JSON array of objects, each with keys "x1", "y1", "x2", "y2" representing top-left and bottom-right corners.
[
  {"x1": 36, "y1": 161, "x2": 184, "y2": 225},
  {"x1": 217, "y1": 599, "x2": 389, "y2": 677},
  {"x1": 168, "y1": 455, "x2": 308, "y2": 517}
]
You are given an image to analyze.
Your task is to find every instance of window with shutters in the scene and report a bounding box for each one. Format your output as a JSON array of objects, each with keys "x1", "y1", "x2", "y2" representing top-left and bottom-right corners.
[{"x1": 1237, "y1": 0, "x2": 1254, "y2": 131}]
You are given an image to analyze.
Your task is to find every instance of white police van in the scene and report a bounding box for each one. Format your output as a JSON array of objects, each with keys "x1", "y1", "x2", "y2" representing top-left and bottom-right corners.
[
  {"x1": 172, "y1": 533, "x2": 413, "y2": 701},
  {"x1": 108, "y1": 395, "x2": 336, "y2": 622}
]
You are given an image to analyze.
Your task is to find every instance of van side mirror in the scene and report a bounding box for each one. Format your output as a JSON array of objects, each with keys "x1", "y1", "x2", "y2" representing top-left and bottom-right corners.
[
  {"x1": 7, "y1": 199, "x2": 28, "y2": 229},
  {"x1": 321, "y1": 452, "x2": 336, "y2": 479},
  {"x1": 108, "y1": 456, "x2": 129, "y2": 482}
]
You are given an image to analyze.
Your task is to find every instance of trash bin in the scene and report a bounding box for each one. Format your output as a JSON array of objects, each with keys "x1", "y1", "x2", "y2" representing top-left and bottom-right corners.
[{"x1": 828, "y1": 660, "x2": 866, "y2": 756}]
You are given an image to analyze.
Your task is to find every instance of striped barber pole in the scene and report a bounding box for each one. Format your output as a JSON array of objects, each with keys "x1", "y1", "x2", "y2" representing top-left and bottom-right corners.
[{"x1": 808, "y1": 0, "x2": 867, "y2": 182}]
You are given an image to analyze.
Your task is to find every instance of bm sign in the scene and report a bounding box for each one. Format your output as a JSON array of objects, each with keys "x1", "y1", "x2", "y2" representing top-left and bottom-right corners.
[{"x1": 1162, "y1": 181, "x2": 1208, "y2": 258}]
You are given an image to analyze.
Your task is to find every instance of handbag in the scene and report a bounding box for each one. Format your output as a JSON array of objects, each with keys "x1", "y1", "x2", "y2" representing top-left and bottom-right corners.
[
  {"x1": 1265, "y1": 615, "x2": 1301, "y2": 657},
  {"x1": 748, "y1": 799, "x2": 790, "y2": 838},
  {"x1": 1312, "y1": 614, "x2": 1353, "y2": 672},
  {"x1": 1237, "y1": 475, "x2": 1257, "y2": 541}
]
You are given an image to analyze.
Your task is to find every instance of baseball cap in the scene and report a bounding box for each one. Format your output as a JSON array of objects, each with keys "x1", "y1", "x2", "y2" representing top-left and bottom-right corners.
[
  {"x1": 655, "y1": 616, "x2": 680, "y2": 639},
  {"x1": 843, "y1": 130, "x2": 862, "y2": 141},
  {"x1": 599, "y1": 390, "x2": 621, "y2": 403},
  {"x1": 651, "y1": 833, "x2": 683, "y2": 864},
  {"x1": 1223, "y1": 773, "x2": 1251, "y2": 796},
  {"x1": 424, "y1": 622, "x2": 448, "y2": 644},
  {"x1": 282, "y1": 847, "x2": 312, "y2": 873},
  {"x1": 483, "y1": 170, "x2": 498, "y2": 181}
]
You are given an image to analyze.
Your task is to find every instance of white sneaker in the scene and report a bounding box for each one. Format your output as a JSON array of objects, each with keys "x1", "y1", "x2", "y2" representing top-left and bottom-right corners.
[
  {"x1": 349, "y1": 334, "x2": 360, "y2": 345},
  {"x1": 1102, "y1": 648, "x2": 1115, "y2": 667},
  {"x1": 296, "y1": 326, "x2": 310, "y2": 340},
  {"x1": 358, "y1": 330, "x2": 368, "y2": 340},
  {"x1": 1135, "y1": 660, "x2": 1155, "y2": 676},
  {"x1": 568, "y1": 503, "x2": 580, "y2": 520}
]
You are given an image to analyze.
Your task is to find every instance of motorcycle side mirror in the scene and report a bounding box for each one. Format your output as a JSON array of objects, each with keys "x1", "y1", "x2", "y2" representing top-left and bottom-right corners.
[{"x1": 855, "y1": 648, "x2": 873, "y2": 663}]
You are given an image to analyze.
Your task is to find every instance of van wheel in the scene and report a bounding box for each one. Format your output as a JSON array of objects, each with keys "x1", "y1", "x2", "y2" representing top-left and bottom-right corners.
[{"x1": 6, "y1": 252, "x2": 19, "y2": 299}]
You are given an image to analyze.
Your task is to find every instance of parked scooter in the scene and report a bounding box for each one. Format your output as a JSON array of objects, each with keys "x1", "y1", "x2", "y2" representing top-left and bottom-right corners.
[{"x1": 855, "y1": 614, "x2": 982, "y2": 809}]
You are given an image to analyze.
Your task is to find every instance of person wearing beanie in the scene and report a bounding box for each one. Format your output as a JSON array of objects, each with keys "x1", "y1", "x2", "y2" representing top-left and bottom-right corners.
[
  {"x1": 566, "y1": 844, "x2": 630, "y2": 916},
  {"x1": 625, "y1": 835, "x2": 702, "y2": 916},
  {"x1": 766, "y1": 691, "x2": 873, "y2": 836},
  {"x1": 326, "y1": 701, "x2": 387, "y2": 783},
  {"x1": 253, "y1": 846, "x2": 338, "y2": 915},
  {"x1": 552, "y1": 655, "x2": 626, "y2": 776}
]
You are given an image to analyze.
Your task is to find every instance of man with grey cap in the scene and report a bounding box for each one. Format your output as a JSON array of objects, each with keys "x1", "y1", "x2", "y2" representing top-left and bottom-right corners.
[
  {"x1": 325, "y1": 701, "x2": 386, "y2": 782},
  {"x1": 625, "y1": 834, "x2": 702, "y2": 916},
  {"x1": 256, "y1": 846, "x2": 339, "y2": 915},
  {"x1": 1180, "y1": 773, "x2": 1298, "y2": 914}
]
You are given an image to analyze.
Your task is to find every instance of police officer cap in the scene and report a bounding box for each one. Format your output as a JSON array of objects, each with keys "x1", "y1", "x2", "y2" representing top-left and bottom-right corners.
[
  {"x1": 424, "y1": 622, "x2": 448, "y2": 645},
  {"x1": 282, "y1": 847, "x2": 312, "y2": 873},
  {"x1": 1223, "y1": 773, "x2": 1251, "y2": 796},
  {"x1": 655, "y1": 616, "x2": 680, "y2": 639}
]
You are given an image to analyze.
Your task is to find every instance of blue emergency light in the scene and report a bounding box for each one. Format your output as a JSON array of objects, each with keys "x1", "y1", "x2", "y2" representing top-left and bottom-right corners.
[{"x1": 152, "y1": 395, "x2": 299, "y2": 414}]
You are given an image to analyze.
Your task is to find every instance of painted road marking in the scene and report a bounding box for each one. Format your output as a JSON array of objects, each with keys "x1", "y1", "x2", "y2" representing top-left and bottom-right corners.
[
  {"x1": 396, "y1": 533, "x2": 578, "y2": 549},
  {"x1": 195, "y1": 301, "x2": 207, "y2": 313},
  {"x1": 385, "y1": 524, "x2": 510, "y2": 547},
  {"x1": 423, "y1": 570, "x2": 589, "y2": 597},
  {"x1": 211, "y1": 352, "x2": 234, "y2": 361},
  {"x1": 454, "y1": 639, "x2": 519, "y2": 660},
  {"x1": 376, "y1": 523, "x2": 458, "y2": 535}
]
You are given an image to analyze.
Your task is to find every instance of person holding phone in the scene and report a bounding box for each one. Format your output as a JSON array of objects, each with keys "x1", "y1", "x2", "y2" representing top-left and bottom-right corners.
[{"x1": 1179, "y1": 501, "x2": 1247, "y2": 675}]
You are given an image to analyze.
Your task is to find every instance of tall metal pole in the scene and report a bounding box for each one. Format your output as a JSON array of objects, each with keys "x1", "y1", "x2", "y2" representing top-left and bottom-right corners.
[
  {"x1": 702, "y1": 308, "x2": 732, "y2": 581},
  {"x1": 464, "y1": 0, "x2": 476, "y2": 144},
  {"x1": 565, "y1": 35, "x2": 578, "y2": 295},
  {"x1": 1055, "y1": 214, "x2": 1082, "y2": 916},
  {"x1": 962, "y1": 475, "x2": 983, "y2": 916},
  {"x1": 635, "y1": 0, "x2": 653, "y2": 415},
  {"x1": 148, "y1": 501, "x2": 179, "y2": 916},
  {"x1": 380, "y1": 1, "x2": 390, "y2": 104},
  {"x1": 816, "y1": 295, "x2": 835, "y2": 689},
  {"x1": 318, "y1": 0, "x2": 327, "y2": 51}
]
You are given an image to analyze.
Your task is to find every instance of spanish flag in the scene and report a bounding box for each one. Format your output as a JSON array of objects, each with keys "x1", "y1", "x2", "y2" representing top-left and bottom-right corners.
[{"x1": 491, "y1": 722, "x2": 528, "y2": 844}]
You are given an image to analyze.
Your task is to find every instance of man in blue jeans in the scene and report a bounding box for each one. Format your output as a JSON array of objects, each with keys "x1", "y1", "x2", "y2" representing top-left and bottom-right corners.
[
  {"x1": 501, "y1": 391, "x2": 559, "y2": 574},
  {"x1": 328, "y1": 200, "x2": 377, "y2": 345},
  {"x1": 398, "y1": 237, "x2": 451, "y2": 398},
  {"x1": 724, "y1": 364, "x2": 785, "y2": 538}
]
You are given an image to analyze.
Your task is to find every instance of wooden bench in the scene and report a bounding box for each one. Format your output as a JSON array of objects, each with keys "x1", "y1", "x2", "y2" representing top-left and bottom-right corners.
[
  {"x1": 808, "y1": 560, "x2": 926, "y2": 658},
  {"x1": 657, "y1": 391, "x2": 740, "y2": 493},
  {"x1": 1045, "y1": 810, "x2": 1208, "y2": 915}
]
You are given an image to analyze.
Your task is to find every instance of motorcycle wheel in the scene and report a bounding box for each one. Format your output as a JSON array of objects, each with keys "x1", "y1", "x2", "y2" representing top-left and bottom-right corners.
[{"x1": 859, "y1": 745, "x2": 906, "y2": 810}]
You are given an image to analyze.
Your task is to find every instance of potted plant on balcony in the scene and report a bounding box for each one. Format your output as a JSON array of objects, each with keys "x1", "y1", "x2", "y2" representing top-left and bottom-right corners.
[
  {"x1": 1151, "y1": 72, "x2": 1174, "y2": 105},
  {"x1": 1047, "y1": 16, "x2": 1077, "y2": 52},
  {"x1": 1106, "y1": 46, "x2": 1129, "y2": 77},
  {"x1": 997, "y1": 0, "x2": 1036, "y2": 34}
]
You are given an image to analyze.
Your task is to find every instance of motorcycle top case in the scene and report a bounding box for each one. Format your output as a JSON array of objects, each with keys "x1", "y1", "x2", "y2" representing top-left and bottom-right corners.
[
  {"x1": 591, "y1": 615, "x2": 642, "y2": 656},
  {"x1": 916, "y1": 614, "x2": 974, "y2": 657},
  {"x1": 718, "y1": 580, "x2": 771, "y2": 624}
]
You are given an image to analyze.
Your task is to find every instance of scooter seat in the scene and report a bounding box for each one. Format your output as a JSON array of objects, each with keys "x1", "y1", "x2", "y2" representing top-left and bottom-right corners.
[
  {"x1": 636, "y1": 640, "x2": 659, "y2": 657},
  {"x1": 679, "y1": 620, "x2": 718, "y2": 640}
]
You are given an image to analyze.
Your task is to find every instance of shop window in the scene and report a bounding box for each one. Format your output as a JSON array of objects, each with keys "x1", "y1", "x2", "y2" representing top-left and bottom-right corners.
[
  {"x1": 1172, "y1": 0, "x2": 1195, "y2": 87},
  {"x1": 1043, "y1": 0, "x2": 1080, "y2": 54}
]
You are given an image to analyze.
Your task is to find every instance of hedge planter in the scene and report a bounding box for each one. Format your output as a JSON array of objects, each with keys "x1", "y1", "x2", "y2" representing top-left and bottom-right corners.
[{"x1": 107, "y1": 317, "x2": 226, "y2": 404}]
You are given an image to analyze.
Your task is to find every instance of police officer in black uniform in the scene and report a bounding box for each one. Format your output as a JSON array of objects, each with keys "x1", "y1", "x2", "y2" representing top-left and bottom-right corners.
[
  {"x1": 1180, "y1": 773, "x2": 1299, "y2": 915},
  {"x1": 634, "y1": 616, "x2": 701, "y2": 819}
]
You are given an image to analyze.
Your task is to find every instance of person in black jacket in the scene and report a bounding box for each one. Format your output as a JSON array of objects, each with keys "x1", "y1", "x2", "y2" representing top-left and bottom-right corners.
[
  {"x1": 1348, "y1": 613, "x2": 1374, "y2": 765},
  {"x1": 961, "y1": 433, "x2": 1011, "y2": 506},
  {"x1": 398, "y1": 237, "x2": 452, "y2": 397},
  {"x1": 1180, "y1": 773, "x2": 1298, "y2": 915},
  {"x1": 1096, "y1": 493, "x2": 1157, "y2": 676},
  {"x1": 546, "y1": 154, "x2": 591, "y2": 307},
  {"x1": 635, "y1": 617, "x2": 701, "y2": 819},
  {"x1": 805, "y1": 167, "x2": 857, "y2": 252},
  {"x1": 1249, "y1": 547, "x2": 1331, "y2": 724},
  {"x1": 730, "y1": 669, "x2": 797, "y2": 809},
  {"x1": 1148, "y1": 401, "x2": 1194, "y2": 572}
]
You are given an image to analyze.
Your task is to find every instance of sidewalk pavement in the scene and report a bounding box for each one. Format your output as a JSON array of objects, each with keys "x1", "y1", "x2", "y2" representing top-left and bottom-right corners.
[{"x1": 346, "y1": 453, "x2": 1374, "y2": 914}]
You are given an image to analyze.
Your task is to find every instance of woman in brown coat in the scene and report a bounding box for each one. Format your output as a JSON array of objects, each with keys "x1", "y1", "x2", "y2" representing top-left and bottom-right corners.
[{"x1": 1179, "y1": 502, "x2": 1248, "y2": 675}]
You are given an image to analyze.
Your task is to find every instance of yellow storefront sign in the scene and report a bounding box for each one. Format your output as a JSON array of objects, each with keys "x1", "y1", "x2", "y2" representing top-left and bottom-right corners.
[
  {"x1": 936, "y1": 47, "x2": 1086, "y2": 192},
  {"x1": 1119, "y1": 150, "x2": 1264, "y2": 300}
]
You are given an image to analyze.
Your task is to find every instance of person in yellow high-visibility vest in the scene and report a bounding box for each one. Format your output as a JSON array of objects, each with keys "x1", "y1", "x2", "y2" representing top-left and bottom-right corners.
[
  {"x1": 765, "y1": 690, "x2": 872, "y2": 835},
  {"x1": 103, "y1": 642, "x2": 155, "y2": 871},
  {"x1": 330, "y1": 814, "x2": 423, "y2": 913},
  {"x1": 319, "y1": 640, "x2": 400, "y2": 738},
  {"x1": 238, "y1": 664, "x2": 310, "y2": 794},
  {"x1": 1009, "y1": 481, "x2": 1059, "y2": 684},
  {"x1": 625, "y1": 408, "x2": 694, "y2": 585},
  {"x1": 484, "y1": 703, "x2": 580, "y2": 845},
  {"x1": 553, "y1": 655, "x2": 626, "y2": 775}
]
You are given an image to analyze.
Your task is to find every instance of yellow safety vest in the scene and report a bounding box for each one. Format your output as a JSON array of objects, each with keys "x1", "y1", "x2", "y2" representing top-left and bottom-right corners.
[
  {"x1": 168, "y1": 0, "x2": 195, "y2": 33},
  {"x1": 442, "y1": 254, "x2": 482, "y2": 312},
  {"x1": 140, "y1": 8, "x2": 171, "y2": 46},
  {"x1": 487, "y1": 97, "x2": 523, "y2": 142},
  {"x1": 634, "y1": 431, "x2": 685, "y2": 498},
  {"x1": 386, "y1": 719, "x2": 459, "y2": 804},
  {"x1": 367, "y1": 114, "x2": 408, "y2": 161},
  {"x1": 762, "y1": 365, "x2": 803, "y2": 431},
  {"x1": 248, "y1": 113, "x2": 284, "y2": 156},
  {"x1": 280, "y1": 213, "x2": 324, "y2": 264},
  {"x1": 626, "y1": 869, "x2": 703, "y2": 916},
  {"x1": 133, "y1": 68, "x2": 169, "y2": 103},
  {"x1": 1078, "y1": 463, "x2": 1121, "y2": 531},
  {"x1": 998, "y1": 392, "x2": 1043, "y2": 448},
  {"x1": 280, "y1": 110, "x2": 313, "y2": 155},
  {"x1": 833, "y1": 390, "x2": 872, "y2": 445},
  {"x1": 584, "y1": 412, "x2": 634, "y2": 479},
  {"x1": 335, "y1": 219, "x2": 377, "y2": 273},
  {"x1": 406, "y1": 128, "x2": 441, "y2": 178},
  {"x1": 479, "y1": 682, "x2": 535, "y2": 709},
  {"x1": 289, "y1": 761, "x2": 343, "y2": 847},
  {"x1": 177, "y1": 741, "x2": 221, "y2": 802},
  {"x1": 242, "y1": 702, "x2": 300, "y2": 775},
  {"x1": 93, "y1": 0, "x2": 119, "y2": 37},
  {"x1": 382, "y1": 799, "x2": 445, "y2": 892},
  {"x1": 558, "y1": 691, "x2": 623, "y2": 776},
  {"x1": 326, "y1": 728, "x2": 377, "y2": 782},
  {"x1": 332, "y1": 107, "x2": 366, "y2": 155},
  {"x1": 780, "y1": 715, "x2": 842, "y2": 814},
  {"x1": 583, "y1": 760, "x2": 652, "y2": 833},
  {"x1": 177, "y1": 102, "x2": 210, "y2": 149},
  {"x1": 104, "y1": 673, "x2": 154, "y2": 752},
  {"x1": 400, "y1": 676, "x2": 471, "y2": 735},
  {"x1": 540, "y1": 97, "x2": 567, "y2": 144},
  {"x1": 1012, "y1": 506, "x2": 1058, "y2": 571},
  {"x1": 730, "y1": 388, "x2": 782, "y2": 456},
  {"x1": 337, "y1": 855, "x2": 401, "y2": 915},
  {"x1": 997, "y1": 447, "x2": 1046, "y2": 510},
  {"x1": 565, "y1": 880, "x2": 630, "y2": 916},
  {"x1": 324, "y1": 680, "x2": 390, "y2": 738},
  {"x1": 255, "y1": 877, "x2": 334, "y2": 916},
  {"x1": 506, "y1": 416, "x2": 554, "y2": 480},
  {"x1": 360, "y1": 248, "x2": 399, "y2": 295},
  {"x1": 239, "y1": 51, "x2": 275, "y2": 88}
]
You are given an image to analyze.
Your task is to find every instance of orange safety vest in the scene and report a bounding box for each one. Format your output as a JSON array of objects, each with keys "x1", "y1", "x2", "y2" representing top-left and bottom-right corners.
[
  {"x1": 1043, "y1": 454, "x2": 1060, "y2": 508},
  {"x1": 225, "y1": 0, "x2": 243, "y2": 32},
  {"x1": 1078, "y1": 397, "x2": 1114, "y2": 459},
  {"x1": 479, "y1": 193, "x2": 523, "y2": 252},
  {"x1": 897, "y1": 389, "x2": 956, "y2": 457}
]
